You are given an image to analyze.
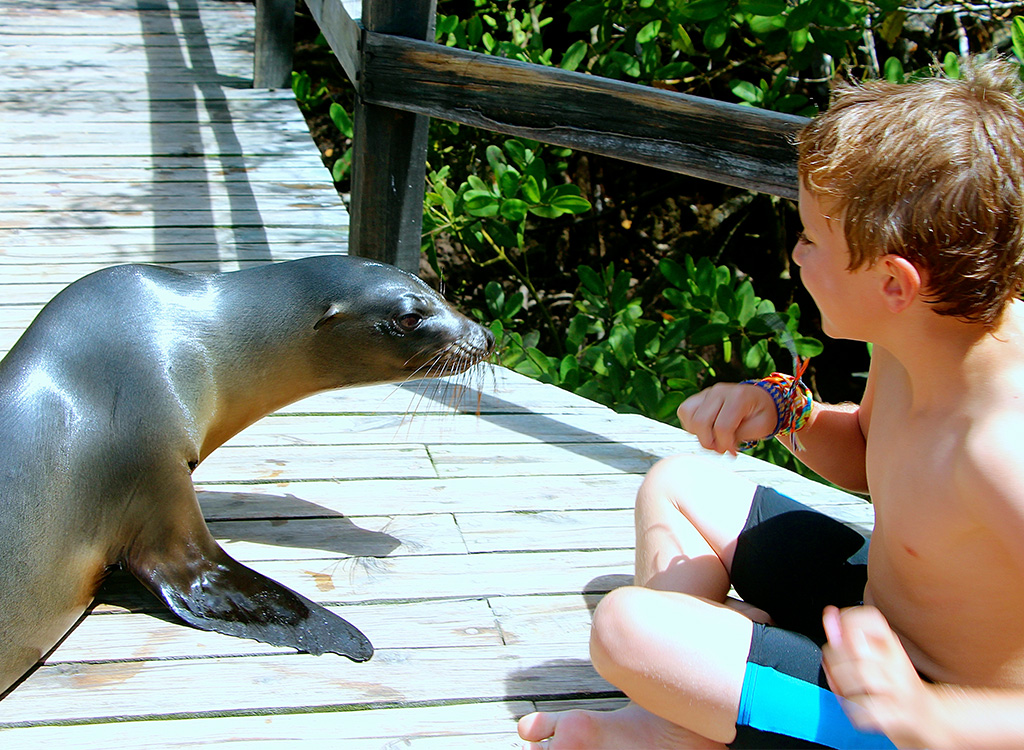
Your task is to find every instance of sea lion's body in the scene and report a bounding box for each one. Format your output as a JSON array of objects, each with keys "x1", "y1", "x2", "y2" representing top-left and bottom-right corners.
[{"x1": 0, "y1": 255, "x2": 492, "y2": 694}]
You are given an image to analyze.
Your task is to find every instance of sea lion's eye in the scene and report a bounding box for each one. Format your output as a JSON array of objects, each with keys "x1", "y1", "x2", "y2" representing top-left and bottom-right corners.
[{"x1": 396, "y1": 313, "x2": 422, "y2": 331}]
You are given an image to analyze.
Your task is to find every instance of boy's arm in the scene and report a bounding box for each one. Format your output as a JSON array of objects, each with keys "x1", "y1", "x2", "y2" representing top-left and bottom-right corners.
[
  {"x1": 677, "y1": 353, "x2": 878, "y2": 493},
  {"x1": 823, "y1": 606, "x2": 1024, "y2": 750}
]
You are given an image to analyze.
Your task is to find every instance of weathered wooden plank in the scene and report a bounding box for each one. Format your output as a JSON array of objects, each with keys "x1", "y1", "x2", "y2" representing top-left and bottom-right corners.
[
  {"x1": 191, "y1": 443, "x2": 440, "y2": 483},
  {"x1": 2, "y1": 119, "x2": 311, "y2": 140},
  {"x1": 0, "y1": 132, "x2": 319, "y2": 160},
  {"x1": 458, "y1": 509, "x2": 634, "y2": 553},
  {"x1": 0, "y1": 701, "x2": 530, "y2": 749},
  {"x1": 194, "y1": 474, "x2": 648, "y2": 519},
  {"x1": 0, "y1": 225, "x2": 348, "y2": 249},
  {"x1": 196, "y1": 549, "x2": 633, "y2": 605},
  {"x1": 216, "y1": 410, "x2": 699, "y2": 447},
  {"x1": 492, "y1": 593, "x2": 610, "y2": 647},
  {"x1": 0, "y1": 641, "x2": 609, "y2": 726},
  {"x1": 0, "y1": 205, "x2": 343, "y2": 231},
  {"x1": 210, "y1": 513, "x2": 468, "y2": 561},
  {"x1": 0, "y1": 93, "x2": 301, "y2": 124},
  {"x1": 0, "y1": 182, "x2": 339, "y2": 211}
]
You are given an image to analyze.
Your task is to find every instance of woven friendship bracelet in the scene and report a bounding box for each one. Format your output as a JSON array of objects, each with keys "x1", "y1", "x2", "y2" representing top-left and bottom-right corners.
[{"x1": 739, "y1": 372, "x2": 813, "y2": 451}]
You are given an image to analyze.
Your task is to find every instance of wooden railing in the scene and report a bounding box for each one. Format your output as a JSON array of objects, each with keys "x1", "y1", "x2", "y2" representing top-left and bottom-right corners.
[{"x1": 253, "y1": 0, "x2": 809, "y2": 274}]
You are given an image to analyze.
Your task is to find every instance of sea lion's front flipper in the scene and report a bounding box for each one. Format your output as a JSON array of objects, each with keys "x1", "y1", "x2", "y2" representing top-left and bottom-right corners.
[
  {"x1": 126, "y1": 478, "x2": 373, "y2": 662},
  {"x1": 136, "y1": 551, "x2": 373, "y2": 662}
]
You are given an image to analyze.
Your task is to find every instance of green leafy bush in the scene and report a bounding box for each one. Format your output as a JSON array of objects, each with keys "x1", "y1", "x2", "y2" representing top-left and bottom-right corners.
[{"x1": 490, "y1": 255, "x2": 821, "y2": 417}]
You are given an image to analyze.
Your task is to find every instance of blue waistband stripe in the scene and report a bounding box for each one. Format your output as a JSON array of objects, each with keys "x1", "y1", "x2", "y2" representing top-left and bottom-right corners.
[{"x1": 738, "y1": 662, "x2": 897, "y2": 749}]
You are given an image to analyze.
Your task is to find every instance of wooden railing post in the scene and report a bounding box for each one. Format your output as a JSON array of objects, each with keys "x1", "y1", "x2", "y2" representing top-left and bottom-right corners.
[
  {"x1": 348, "y1": 0, "x2": 436, "y2": 274},
  {"x1": 253, "y1": 0, "x2": 295, "y2": 89}
]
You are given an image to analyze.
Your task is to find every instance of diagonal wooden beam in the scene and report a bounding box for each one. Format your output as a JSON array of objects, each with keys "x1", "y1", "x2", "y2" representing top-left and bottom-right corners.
[{"x1": 359, "y1": 33, "x2": 806, "y2": 199}]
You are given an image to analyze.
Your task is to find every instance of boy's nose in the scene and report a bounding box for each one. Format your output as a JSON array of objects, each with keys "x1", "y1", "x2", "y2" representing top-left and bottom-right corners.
[{"x1": 791, "y1": 243, "x2": 806, "y2": 267}]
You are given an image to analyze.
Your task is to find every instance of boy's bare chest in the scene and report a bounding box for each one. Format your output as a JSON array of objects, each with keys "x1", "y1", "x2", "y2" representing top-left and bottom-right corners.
[{"x1": 866, "y1": 395, "x2": 964, "y2": 527}]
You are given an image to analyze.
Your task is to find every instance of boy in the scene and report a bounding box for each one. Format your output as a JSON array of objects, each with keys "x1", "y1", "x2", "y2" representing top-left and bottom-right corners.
[{"x1": 518, "y1": 57, "x2": 1024, "y2": 749}]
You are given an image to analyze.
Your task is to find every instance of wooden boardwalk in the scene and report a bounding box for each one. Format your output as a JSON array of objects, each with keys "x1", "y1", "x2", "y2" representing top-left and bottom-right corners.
[{"x1": 0, "y1": 0, "x2": 873, "y2": 746}]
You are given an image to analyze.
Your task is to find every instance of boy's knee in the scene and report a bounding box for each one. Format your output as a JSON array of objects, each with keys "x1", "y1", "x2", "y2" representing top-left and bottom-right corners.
[
  {"x1": 589, "y1": 586, "x2": 691, "y2": 681},
  {"x1": 589, "y1": 585, "x2": 647, "y2": 678},
  {"x1": 637, "y1": 453, "x2": 734, "y2": 510}
]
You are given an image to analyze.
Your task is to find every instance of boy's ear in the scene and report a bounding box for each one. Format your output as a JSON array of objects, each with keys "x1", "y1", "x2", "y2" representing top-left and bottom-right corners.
[{"x1": 878, "y1": 255, "x2": 923, "y2": 314}]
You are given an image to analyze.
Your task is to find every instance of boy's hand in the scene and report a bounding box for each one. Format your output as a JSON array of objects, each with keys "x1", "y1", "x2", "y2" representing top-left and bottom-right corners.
[
  {"x1": 822, "y1": 605, "x2": 943, "y2": 749},
  {"x1": 677, "y1": 383, "x2": 778, "y2": 454}
]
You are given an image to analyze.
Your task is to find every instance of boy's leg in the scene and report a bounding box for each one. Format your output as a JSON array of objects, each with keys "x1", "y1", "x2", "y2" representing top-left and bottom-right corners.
[
  {"x1": 519, "y1": 455, "x2": 760, "y2": 748},
  {"x1": 633, "y1": 454, "x2": 760, "y2": 594}
]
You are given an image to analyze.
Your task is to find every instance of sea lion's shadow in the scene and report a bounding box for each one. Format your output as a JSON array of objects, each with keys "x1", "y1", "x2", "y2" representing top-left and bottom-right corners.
[{"x1": 197, "y1": 489, "x2": 402, "y2": 559}]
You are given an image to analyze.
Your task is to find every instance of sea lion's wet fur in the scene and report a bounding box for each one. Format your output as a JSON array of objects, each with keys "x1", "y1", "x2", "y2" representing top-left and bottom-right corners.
[{"x1": 0, "y1": 255, "x2": 493, "y2": 694}]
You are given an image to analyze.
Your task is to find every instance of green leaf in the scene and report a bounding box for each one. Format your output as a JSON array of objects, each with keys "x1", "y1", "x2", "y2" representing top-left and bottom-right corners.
[
  {"x1": 739, "y1": 0, "x2": 785, "y2": 15},
  {"x1": 883, "y1": 56, "x2": 905, "y2": 84},
  {"x1": 878, "y1": 10, "x2": 905, "y2": 45},
  {"x1": 566, "y1": 0, "x2": 606, "y2": 32},
  {"x1": 559, "y1": 355, "x2": 580, "y2": 388},
  {"x1": 794, "y1": 335, "x2": 824, "y2": 358},
  {"x1": 703, "y1": 17, "x2": 730, "y2": 51},
  {"x1": 679, "y1": 0, "x2": 730, "y2": 22},
  {"x1": 561, "y1": 40, "x2": 589, "y2": 71},
  {"x1": 789, "y1": 27, "x2": 809, "y2": 54},
  {"x1": 566, "y1": 313, "x2": 591, "y2": 351},
  {"x1": 463, "y1": 189, "x2": 499, "y2": 217},
  {"x1": 549, "y1": 194, "x2": 592, "y2": 213},
  {"x1": 578, "y1": 265, "x2": 604, "y2": 296},
  {"x1": 328, "y1": 103, "x2": 353, "y2": 138},
  {"x1": 630, "y1": 370, "x2": 662, "y2": 415},
  {"x1": 658, "y1": 258, "x2": 689, "y2": 289},
  {"x1": 521, "y1": 175, "x2": 541, "y2": 203},
  {"x1": 636, "y1": 20, "x2": 662, "y2": 44},
  {"x1": 498, "y1": 168, "x2": 520, "y2": 199},
  {"x1": 943, "y1": 51, "x2": 960, "y2": 79},
  {"x1": 609, "y1": 324, "x2": 636, "y2": 367},
  {"x1": 729, "y1": 79, "x2": 761, "y2": 104},
  {"x1": 466, "y1": 14, "x2": 483, "y2": 46},
  {"x1": 486, "y1": 219, "x2": 520, "y2": 248},
  {"x1": 689, "y1": 322, "x2": 730, "y2": 346},
  {"x1": 330, "y1": 150, "x2": 351, "y2": 182},
  {"x1": 785, "y1": 0, "x2": 821, "y2": 31},
  {"x1": 503, "y1": 291, "x2": 525, "y2": 319},
  {"x1": 291, "y1": 70, "x2": 311, "y2": 104},
  {"x1": 486, "y1": 144, "x2": 506, "y2": 175},
  {"x1": 499, "y1": 198, "x2": 529, "y2": 222},
  {"x1": 655, "y1": 391, "x2": 688, "y2": 422},
  {"x1": 1014, "y1": 17, "x2": 1024, "y2": 64},
  {"x1": 743, "y1": 338, "x2": 768, "y2": 370},
  {"x1": 528, "y1": 204, "x2": 566, "y2": 219},
  {"x1": 672, "y1": 24, "x2": 696, "y2": 55}
]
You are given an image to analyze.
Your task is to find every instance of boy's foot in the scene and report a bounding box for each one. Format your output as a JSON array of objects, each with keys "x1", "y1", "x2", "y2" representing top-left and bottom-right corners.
[{"x1": 517, "y1": 702, "x2": 728, "y2": 749}]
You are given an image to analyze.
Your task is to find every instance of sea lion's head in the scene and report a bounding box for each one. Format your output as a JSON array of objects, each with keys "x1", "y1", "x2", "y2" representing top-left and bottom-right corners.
[{"x1": 302, "y1": 256, "x2": 494, "y2": 386}]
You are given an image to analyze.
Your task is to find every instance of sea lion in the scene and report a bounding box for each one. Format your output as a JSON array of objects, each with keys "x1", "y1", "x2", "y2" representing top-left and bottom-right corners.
[{"x1": 0, "y1": 255, "x2": 494, "y2": 694}]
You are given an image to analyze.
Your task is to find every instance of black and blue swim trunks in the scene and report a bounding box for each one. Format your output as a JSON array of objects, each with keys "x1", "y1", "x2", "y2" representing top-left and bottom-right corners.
[{"x1": 727, "y1": 485, "x2": 896, "y2": 750}]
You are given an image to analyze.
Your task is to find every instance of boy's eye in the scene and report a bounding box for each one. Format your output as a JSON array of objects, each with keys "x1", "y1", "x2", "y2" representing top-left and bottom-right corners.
[{"x1": 796, "y1": 231, "x2": 812, "y2": 245}]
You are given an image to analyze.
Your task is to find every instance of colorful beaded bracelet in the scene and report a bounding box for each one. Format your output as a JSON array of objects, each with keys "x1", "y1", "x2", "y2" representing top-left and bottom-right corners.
[{"x1": 740, "y1": 372, "x2": 813, "y2": 451}]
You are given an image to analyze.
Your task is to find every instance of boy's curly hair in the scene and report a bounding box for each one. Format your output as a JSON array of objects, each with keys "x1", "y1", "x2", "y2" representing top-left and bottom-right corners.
[{"x1": 796, "y1": 57, "x2": 1024, "y2": 326}]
